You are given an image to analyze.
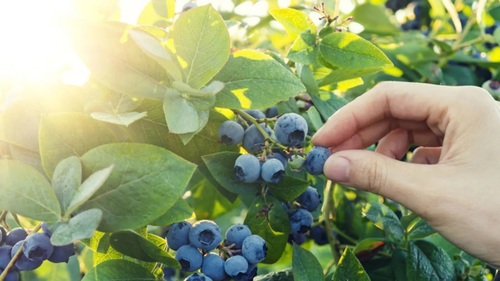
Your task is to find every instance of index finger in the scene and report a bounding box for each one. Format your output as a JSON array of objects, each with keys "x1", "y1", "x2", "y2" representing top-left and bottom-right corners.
[{"x1": 312, "y1": 81, "x2": 455, "y2": 148}]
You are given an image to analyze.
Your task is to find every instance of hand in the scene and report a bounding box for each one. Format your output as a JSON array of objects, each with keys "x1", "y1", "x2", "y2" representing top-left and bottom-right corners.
[{"x1": 312, "y1": 81, "x2": 500, "y2": 267}]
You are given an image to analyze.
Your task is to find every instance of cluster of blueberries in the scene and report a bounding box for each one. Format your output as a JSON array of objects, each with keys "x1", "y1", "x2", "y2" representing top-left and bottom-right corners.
[
  {"x1": 164, "y1": 220, "x2": 266, "y2": 281},
  {"x1": 0, "y1": 224, "x2": 75, "y2": 281},
  {"x1": 285, "y1": 186, "x2": 323, "y2": 245},
  {"x1": 219, "y1": 110, "x2": 331, "y2": 185}
]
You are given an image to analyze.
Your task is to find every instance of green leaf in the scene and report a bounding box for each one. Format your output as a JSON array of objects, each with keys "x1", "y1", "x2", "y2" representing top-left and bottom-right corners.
[
  {"x1": 406, "y1": 240, "x2": 455, "y2": 281},
  {"x1": 287, "y1": 29, "x2": 318, "y2": 65},
  {"x1": 202, "y1": 152, "x2": 260, "y2": 199},
  {"x1": 319, "y1": 32, "x2": 392, "y2": 76},
  {"x1": 391, "y1": 249, "x2": 407, "y2": 281},
  {"x1": 90, "y1": 111, "x2": 148, "y2": 127},
  {"x1": 82, "y1": 259, "x2": 156, "y2": 281},
  {"x1": 214, "y1": 49, "x2": 306, "y2": 109},
  {"x1": 269, "y1": 8, "x2": 316, "y2": 39},
  {"x1": 292, "y1": 244, "x2": 325, "y2": 281},
  {"x1": 109, "y1": 230, "x2": 180, "y2": 268},
  {"x1": 51, "y1": 208, "x2": 103, "y2": 246},
  {"x1": 362, "y1": 201, "x2": 404, "y2": 241},
  {"x1": 0, "y1": 159, "x2": 61, "y2": 222},
  {"x1": 244, "y1": 196, "x2": 290, "y2": 264},
  {"x1": 51, "y1": 156, "x2": 82, "y2": 212},
  {"x1": 254, "y1": 269, "x2": 294, "y2": 281},
  {"x1": 171, "y1": 4, "x2": 230, "y2": 89},
  {"x1": 39, "y1": 113, "x2": 118, "y2": 179},
  {"x1": 307, "y1": 107, "x2": 324, "y2": 131},
  {"x1": 149, "y1": 198, "x2": 193, "y2": 226},
  {"x1": 65, "y1": 165, "x2": 114, "y2": 216},
  {"x1": 268, "y1": 176, "x2": 309, "y2": 202},
  {"x1": 68, "y1": 20, "x2": 170, "y2": 99},
  {"x1": 333, "y1": 248, "x2": 371, "y2": 281},
  {"x1": 129, "y1": 29, "x2": 183, "y2": 81},
  {"x1": 408, "y1": 218, "x2": 435, "y2": 240},
  {"x1": 310, "y1": 93, "x2": 347, "y2": 120},
  {"x1": 137, "y1": 0, "x2": 173, "y2": 27},
  {"x1": 353, "y1": 238, "x2": 386, "y2": 262},
  {"x1": 80, "y1": 143, "x2": 196, "y2": 232},
  {"x1": 163, "y1": 89, "x2": 208, "y2": 135}
]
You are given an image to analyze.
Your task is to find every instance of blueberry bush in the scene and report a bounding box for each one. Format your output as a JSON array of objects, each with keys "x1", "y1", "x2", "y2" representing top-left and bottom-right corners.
[{"x1": 0, "y1": 0, "x2": 500, "y2": 280}]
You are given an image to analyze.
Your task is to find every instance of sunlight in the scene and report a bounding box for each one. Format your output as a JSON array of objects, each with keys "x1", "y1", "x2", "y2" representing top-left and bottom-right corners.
[{"x1": 0, "y1": 1, "x2": 89, "y2": 86}]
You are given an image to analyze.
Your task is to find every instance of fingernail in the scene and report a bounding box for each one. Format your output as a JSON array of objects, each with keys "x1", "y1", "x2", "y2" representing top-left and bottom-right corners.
[{"x1": 325, "y1": 156, "x2": 350, "y2": 183}]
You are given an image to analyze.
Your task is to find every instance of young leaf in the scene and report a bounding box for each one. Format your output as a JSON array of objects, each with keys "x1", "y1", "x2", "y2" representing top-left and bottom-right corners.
[
  {"x1": 287, "y1": 29, "x2": 318, "y2": 65},
  {"x1": 408, "y1": 218, "x2": 435, "y2": 240},
  {"x1": 163, "y1": 89, "x2": 207, "y2": 134},
  {"x1": 64, "y1": 164, "x2": 114, "y2": 217},
  {"x1": 406, "y1": 240, "x2": 455, "y2": 281},
  {"x1": 269, "y1": 8, "x2": 316, "y2": 39},
  {"x1": 129, "y1": 29, "x2": 183, "y2": 81},
  {"x1": 82, "y1": 259, "x2": 156, "y2": 281},
  {"x1": 109, "y1": 230, "x2": 180, "y2": 268},
  {"x1": 214, "y1": 50, "x2": 306, "y2": 110},
  {"x1": 333, "y1": 248, "x2": 370, "y2": 281},
  {"x1": 80, "y1": 143, "x2": 196, "y2": 232},
  {"x1": 319, "y1": 32, "x2": 392, "y2": 74},
  {"x1": 292, "y1": 243, "x2": 325, "y2": 281},
  {"x1": 51, "y1": 156, "x2": 82, "y2": 212},
  {"x1": 171, "y1": 4, "x2": 230, "y2": 89},
  {"x1": 362, "y1": 201, "x2": 404, "y2": 242},
  {"x1": 244, "y1": 196, "x2": 290, "y2": 264},
  {"x1": 39, "y1": 113, "x2": 118, "y2": 179},
  {"x1": 0, "y1": 159, "x2": 61, "y2": 222},
  {"x1": 51, "y1": 208, "x2": 103, "y2": 246}
]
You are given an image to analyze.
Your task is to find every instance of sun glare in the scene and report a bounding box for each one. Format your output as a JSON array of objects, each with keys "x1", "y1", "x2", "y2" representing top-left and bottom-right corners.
[{"x1": 0, "y1": 1, "x2": 89, "y2": 86}]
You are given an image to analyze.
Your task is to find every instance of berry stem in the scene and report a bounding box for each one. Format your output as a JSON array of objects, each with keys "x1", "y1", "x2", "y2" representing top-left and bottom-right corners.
[
  {"x1": 0, "y1": 211, "x2": 9, "y2": 231},
  {"x1": 322, "y1": 180, "x2": 340, "y2": 266}
]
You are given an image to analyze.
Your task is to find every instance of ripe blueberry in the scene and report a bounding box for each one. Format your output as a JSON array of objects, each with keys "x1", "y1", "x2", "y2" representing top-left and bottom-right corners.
[
  {"x1": 201, "y1": 253, "x2": 227, "y2": 281},
  {"x1": 0, "y1": 226, "x2": 6, "y2": 246},
  {"x1": 289, "y1": 209, "x2": 313, "y2": 234},
  {"x1": 188, "y1": 220, "x2": 222, "y2": 251},
  {"x1": 225, "y1": 224, "x2": 252, "y2": 249},
  {"x1": 274, "y1": 113, "x2": 308, "y2": 147},
  {"x1": 242, "y1": 235, "x2": 267, "y2": 264},
  {"x1": 166, "y1": 221, "x2": 192, "y2": 251},
  {"x1": 48, "y1": 243, "x2": 75, "y2": 263},
  {"x1": 224, "y1": 255, "x2": 249, "y2": 277},
  {"x1": 242, "y1": 123, "x2": 272, "y2": 153},
  {"x1": 11, "y1": 241, "x2": 43, "y2": 271},
  {"x1": 296, "y1": 186, "x2": 321, "y2": 212},
  {"x1": 305, "y1": 146, "x2": 331, "y2": 175},
  {"x1": 260, "y1": 158, "x2": 285, "y2": 184},
  {"x1": 23, "y1": 233, "x2": 54, "y2": 261},
  {"x1": 175, "y1": 245, "x2": 202, "y2": 272},
  {"x1": 218, "y1": 120, "x2": 245, "y2": 145},
  {"x1": 5, "y1": 228, "x2": 27, "y2": 247},
  {"x1": 184, "y1": 272, "x2": 213, "y2": 281},
  {"x1": 234, "y1": 154, "x2": 261, "y2": 183}
]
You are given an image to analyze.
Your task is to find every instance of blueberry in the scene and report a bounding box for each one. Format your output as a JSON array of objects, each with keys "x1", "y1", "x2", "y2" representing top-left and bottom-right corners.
[
  {"x1": 5, "y1": 228, "x2": 27, "y2": 246},
  {"x1": 233, "y1": 263, "x2": 258, "y2": 281},
  {"x1": 188, "y1": 220, "x2": 222, "y2": 251},
  {"x1": 0, "y1": 245, "x2": 12, "y2": 269},
  {"x1": 268, "y1": 151, "x2": 289, "y2": 168},
  {"x1": 242, "y1": 123, "x2": 272, "y2": 153},
  {"x1": 265, "y1": 107, "x2": 278, "y2": 118},
  {"x1": 175, "y1": 245, "x2": 202, "y2": 272},
  {"x1": 305, "y1": 146, "x2": 331, "y2": 175},
  {"x1": 234, "y1": 154, "x2": 261, "y2": 183},
  {"x1": 239, "y1": 110, "x2": 266, "y2": 126},
  {"x1": 48, "y1": 243, "x2": 75, "y2": 263},
  {"x1": 23, "y1": 233, "x2": 53, "y2": 261},
  {"x1": 288, "y1": 232, "x2": 307, "y2": 245},
  {"x1": 184, "y1": 272, "x2": 213, "y2": 281},
  {"x1": 242, "y1": 235, "x2": 267, "y2": 264},
  {"x1": 218, "y1": 120, "x2": 245, "y2": 145},
  {"x1": 308, "y1": 225, "x2": 329, "y2": 245},
  {"x1": 482, "y1": 80, "x2": 500, "y2": 99},
  {"x1": 181, "y1": 1, "x2": 197, "y2": 13},
  {"x1": 41, "y1": 222, "x2": 52, "y2": 237},
  {"x1": 296, "y1": 186, "x2": 321, "y2": 212},
  {"x1": 225, "y1": 224, "x2": 252, "y2": 249},
  {"x1": 201, "y1": 253, "x2": 227, "y2": 281},
  {"x1": 260, "y1": 158, "x2": 285, "y2": 184},
  {"x1": 224, "y1": 255, "x2": 249, "y2": 277},
  {"x1": 274, "y1": 113, "x2": 308, "y2": 147},
  {"x1": 0, "y1": 269, "x2": 19, "y2": 281},
  {"x1": 289, "y1": 209, "x2": 313, "y2": 234},
  {"x1": 163, "y1": 266, "x2": 176, "y2": 281},
  {"x1": 11, "y1": 241, "x2": 43, "y2": 271},
  {"x1": 166, "y1": 221, "x2": 192, "y2": 251},
  {"x1": 0, "y1": 226, "x2": 6, "y2": 246}
]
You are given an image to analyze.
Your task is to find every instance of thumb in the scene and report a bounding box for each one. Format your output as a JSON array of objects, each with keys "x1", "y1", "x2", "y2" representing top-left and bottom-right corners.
[{"x1": 324, "y1": 150, "x2": 441, "y2": 210}]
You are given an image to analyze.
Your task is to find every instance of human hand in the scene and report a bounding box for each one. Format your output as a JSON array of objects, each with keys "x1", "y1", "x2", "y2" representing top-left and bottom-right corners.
[{"x1": 312, "y1": 81, "x2": 500, "y2": 267}]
